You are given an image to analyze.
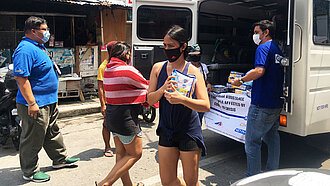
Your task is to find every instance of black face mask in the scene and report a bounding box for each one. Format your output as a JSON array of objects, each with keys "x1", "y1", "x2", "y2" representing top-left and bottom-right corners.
[
  {"x1": 189, "y1": 55, "x2": 201, "y2": 62},
  {"x1": 164, "y1": 47, "x2": 183, "y2": 63}
]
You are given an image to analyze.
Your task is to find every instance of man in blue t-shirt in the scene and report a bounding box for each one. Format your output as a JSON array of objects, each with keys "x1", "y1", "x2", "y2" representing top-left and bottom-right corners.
[
  {"x1": 232, "y1": 20, "x2": 284, "y2": 177},
  {"x1": 13, "y1": 16, "x2": 79, "y2": 183}
]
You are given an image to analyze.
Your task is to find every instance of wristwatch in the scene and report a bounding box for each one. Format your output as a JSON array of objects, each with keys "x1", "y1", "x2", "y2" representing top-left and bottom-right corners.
[
  {"x1": 239, "y1": 77, "x2": 244, "y2": 84},
  {"x1": 28, "y1": 102, "x2": 36, "y2": 106}
]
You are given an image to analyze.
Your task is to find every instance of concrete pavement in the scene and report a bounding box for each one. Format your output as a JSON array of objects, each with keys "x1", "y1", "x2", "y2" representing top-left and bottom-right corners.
[
  {"x1": 1, "y1": 98, "x2": 329, "y2": 186},
  {"x1": 0, "y1": 111, "x2": 247, "y2": 186}
]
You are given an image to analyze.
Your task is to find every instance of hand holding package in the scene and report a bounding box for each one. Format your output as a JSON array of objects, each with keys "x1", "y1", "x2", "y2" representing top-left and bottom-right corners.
[{"x1": 171, "y1": 69, "x2": 196, "y2": 97}]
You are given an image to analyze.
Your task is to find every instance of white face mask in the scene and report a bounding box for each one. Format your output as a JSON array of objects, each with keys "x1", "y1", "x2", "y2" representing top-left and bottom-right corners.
[{"x1": 253, "y1": 34, "x2": 262, "y2": 45}]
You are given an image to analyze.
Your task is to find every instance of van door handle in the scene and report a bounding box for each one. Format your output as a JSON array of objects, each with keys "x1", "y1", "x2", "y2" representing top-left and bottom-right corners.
[{"x1": 294, "y1": 23, "x2": 303, "y2": 63}]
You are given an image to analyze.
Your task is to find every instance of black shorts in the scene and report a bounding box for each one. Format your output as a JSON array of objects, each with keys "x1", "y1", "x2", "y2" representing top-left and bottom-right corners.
[
  {"x1": 158, "y1": 129, "x2": 200, "y2": 152},
  {"x1": 105, "y1": 104, "x2": 141, "y2": 136}
]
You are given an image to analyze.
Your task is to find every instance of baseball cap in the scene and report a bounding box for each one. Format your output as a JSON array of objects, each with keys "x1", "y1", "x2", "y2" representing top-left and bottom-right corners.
[{"x1": 188, "y1": 44, "x2": 201, "y2": 55}]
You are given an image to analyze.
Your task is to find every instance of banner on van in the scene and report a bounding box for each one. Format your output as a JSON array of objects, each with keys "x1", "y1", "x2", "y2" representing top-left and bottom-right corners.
[{"x1": 205, "y1": 92, "x2": 251, "y2": 143}]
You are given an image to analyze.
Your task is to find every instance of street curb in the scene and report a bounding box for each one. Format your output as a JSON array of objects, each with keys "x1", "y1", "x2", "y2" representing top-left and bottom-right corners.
[{"x1": 58, "y1": 100, "x2": 101, "y2": 119}]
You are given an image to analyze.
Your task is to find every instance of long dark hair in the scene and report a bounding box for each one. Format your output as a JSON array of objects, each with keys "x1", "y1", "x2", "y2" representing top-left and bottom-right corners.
[
  {"x1": 165, "y1": 25, "x2": 189, "y2": 59},
  {"x1": 110, "y1": 42, "x2": 131, "y2": 63}
]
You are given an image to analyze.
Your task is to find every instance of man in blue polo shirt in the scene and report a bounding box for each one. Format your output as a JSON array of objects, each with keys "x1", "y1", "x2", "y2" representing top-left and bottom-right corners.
[
  {"x1": 13, "y1": 16, "x2": 79, "y2": 183},
  {"x1": 232, "y1": 20, "x2": 284, "y2": 177}
]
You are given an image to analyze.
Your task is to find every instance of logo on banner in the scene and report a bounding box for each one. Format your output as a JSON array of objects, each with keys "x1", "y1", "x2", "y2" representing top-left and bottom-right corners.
[
  {"x1": 215, "y1": 122, "x2": 222, "y2": 126},
  {"x1": 240, "y1": 123, "x2": 247, "y2": 127},
  {"x1": 234, "y1": 128, "x2": 246, "y2": 135}
]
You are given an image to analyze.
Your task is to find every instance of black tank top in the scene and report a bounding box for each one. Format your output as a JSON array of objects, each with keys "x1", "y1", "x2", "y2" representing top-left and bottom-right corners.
[{"x1": 156, "y1": 61, "x2": 206, "y2": 155}]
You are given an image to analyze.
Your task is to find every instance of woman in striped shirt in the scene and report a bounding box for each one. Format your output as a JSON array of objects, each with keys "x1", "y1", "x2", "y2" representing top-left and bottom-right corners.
[{"x1": 97, "y1": 42, "x2": 147, "y2": 186}]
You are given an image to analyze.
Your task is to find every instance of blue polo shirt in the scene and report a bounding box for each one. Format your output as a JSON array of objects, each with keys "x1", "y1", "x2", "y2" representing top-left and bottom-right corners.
[
  {"x1": 251, "y1": 41, "x2": 284, "y2": 108},
  {"x1": 13, "y1": 37, "x2": 58, "y2": 107}
]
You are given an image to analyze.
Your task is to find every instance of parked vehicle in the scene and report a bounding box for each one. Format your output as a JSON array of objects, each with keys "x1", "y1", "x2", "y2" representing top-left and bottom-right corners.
[
  {"x1": 140, "y1": 102, "x2": 158, "y2": 123},
  {"x1": 0, "y1": 68, "x2": 21, "y2": 150},
  {"x1": 132, "y1": 0, "x2": 330, "y2": 151},
  {"x1": 230, "y1": 168, "x2": 330, "y2": 186}
]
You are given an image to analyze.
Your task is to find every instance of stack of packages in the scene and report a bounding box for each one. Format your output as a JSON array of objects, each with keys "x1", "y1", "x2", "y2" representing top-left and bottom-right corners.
[
  {"x1": 226, "y1": 71, "x2": 252, "y2": 97},
  {"x1": 211, "y1": 85, "x2": 228, "y2": 93}
]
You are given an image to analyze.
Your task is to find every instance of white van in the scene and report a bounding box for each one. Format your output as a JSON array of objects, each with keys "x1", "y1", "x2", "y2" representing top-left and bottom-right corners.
[{"x1": 132, "y1": 0, "x2": 330, "y2": 147}]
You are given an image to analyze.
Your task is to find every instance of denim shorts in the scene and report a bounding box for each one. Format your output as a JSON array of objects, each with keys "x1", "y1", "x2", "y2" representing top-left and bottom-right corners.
[{"x1": 113, "y1": 131, "x2": 142, "y2": 144}]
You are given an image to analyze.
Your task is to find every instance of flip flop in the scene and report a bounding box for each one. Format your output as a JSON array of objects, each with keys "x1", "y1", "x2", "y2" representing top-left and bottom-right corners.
[{"x1": 104, "y1": 150, "x2": 114, "y2": 157}]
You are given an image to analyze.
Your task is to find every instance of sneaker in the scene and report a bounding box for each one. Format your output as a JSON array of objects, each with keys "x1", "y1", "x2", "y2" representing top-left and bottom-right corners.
[
  {"x1": 23, "y1": 171, "x2": 50, "y2": 182},
  {"x1": 52, "y1": 157, "x2": 80, "y2": 169}
]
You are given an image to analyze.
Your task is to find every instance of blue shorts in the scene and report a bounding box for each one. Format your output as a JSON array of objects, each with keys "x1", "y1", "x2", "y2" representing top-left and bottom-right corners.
[{"x1": 113, "y1": 131, "x2": 142, "y2": 144}]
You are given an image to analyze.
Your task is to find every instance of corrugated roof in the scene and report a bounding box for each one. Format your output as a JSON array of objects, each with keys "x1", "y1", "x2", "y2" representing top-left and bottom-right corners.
[{"x1": 51, "y1": 0, "x2": 129, "y2": 7}]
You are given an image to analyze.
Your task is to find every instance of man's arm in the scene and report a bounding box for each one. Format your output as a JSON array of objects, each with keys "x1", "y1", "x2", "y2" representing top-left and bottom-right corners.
[
  {"x1": 231, "y1": 67, "x2": 265, "y2": 86},
  {"x1": 14, "y1": 76, "x2": 39, "y2": 119},
  {"x1": 97, "y1": 80, "x2": 106, "y2": 116}
]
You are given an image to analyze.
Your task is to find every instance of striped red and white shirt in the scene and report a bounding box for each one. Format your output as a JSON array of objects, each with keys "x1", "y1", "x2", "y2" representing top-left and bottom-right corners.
[{"x1": 103, "y1": 57, "x2": 149, "y2": 105}]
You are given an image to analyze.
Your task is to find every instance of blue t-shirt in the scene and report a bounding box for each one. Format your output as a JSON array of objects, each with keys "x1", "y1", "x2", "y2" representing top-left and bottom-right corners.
[
  {"x1": 251, "y1": 41, "x2": 284, "y2": 108},
  {"x1": 13, "y1": 37, "x2": 58, "y2": 107}
]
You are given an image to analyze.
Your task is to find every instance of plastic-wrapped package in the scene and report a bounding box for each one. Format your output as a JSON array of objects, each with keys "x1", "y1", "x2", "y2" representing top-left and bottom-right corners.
[
  {"x1": 171, "y1": 69, "x2": 196, "y2": 97},
  {"x1": 212, "y1": 85, "x2": 228, "y2": 93}
]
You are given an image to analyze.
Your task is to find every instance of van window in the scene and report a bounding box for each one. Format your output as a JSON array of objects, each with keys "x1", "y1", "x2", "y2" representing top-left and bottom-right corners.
[
  {"x1": 137, "y1": 5, "x2": 192, "y2": 40},
  {"x1": 313, "y1": 0, "x2": 330, "y2": 45},
  {"x1": 198, "y1": 13, "x2": 233, "y2": 44}
]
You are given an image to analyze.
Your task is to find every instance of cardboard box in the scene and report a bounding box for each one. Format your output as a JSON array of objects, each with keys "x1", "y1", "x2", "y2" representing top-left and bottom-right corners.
[{"x1": 66, "y1": 80, "x2": 80, "y2": 90}]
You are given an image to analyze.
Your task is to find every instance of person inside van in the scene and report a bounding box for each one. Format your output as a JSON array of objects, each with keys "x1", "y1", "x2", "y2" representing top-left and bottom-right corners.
[
  {"x1": 188, "y1": 44, "x2": 212, "y2": 124},
  {"x1": 147, "y1": 25, "x2": 210, "y2": 186},
  {"x1": 232, "y1": 20, "x2": 284, "y2": 178}
]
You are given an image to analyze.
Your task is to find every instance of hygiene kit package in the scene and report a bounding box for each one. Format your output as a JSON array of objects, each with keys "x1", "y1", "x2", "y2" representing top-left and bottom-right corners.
[{"x1": 170, "y1": 69, "x2": 196, "y2": 97}]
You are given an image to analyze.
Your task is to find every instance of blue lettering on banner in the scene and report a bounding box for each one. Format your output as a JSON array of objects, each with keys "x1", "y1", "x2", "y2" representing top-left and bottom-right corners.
[
  {"x1": 234, "y1": 128, "x2": 246, "y2": 135},
  {"x1": 210, "y1": 107, "x2": 247, "y2": 120},
  {"x1": 317, "y1": 104, "x2": 329, "y2": 111}
]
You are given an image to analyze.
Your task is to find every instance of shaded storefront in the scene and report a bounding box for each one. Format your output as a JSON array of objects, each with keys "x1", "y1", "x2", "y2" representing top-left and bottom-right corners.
[{"x1": 0, "y1": 0, "x2": 131, "y2": 99}]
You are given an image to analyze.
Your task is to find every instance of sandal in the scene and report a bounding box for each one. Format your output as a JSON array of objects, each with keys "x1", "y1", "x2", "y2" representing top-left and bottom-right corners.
[
  {"x1": 104, "y1": 150, "x2": 114, "y2": 157},
  {"x1": 135, "y1": 182, "x2": 145, "y2": 186}
]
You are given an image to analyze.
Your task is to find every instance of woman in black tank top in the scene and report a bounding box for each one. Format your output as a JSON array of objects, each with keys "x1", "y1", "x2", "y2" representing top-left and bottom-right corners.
[{"x1": 147, "y1": 25, "x2": 210, "y2": 186}]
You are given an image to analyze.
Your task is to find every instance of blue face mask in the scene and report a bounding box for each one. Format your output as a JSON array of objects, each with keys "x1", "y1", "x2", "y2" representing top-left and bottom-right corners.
[
  {"x1": 41, "y1": 31, "x2": 50, "y2": 43},
  {"x1": 35, "y1": 30, "x2": 50, "y2": 43}
]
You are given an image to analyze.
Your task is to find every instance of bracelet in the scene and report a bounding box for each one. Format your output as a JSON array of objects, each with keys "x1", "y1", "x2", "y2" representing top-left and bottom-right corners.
[{"x1": 28, "y1": 102, "x2": 36, "y2": 106}]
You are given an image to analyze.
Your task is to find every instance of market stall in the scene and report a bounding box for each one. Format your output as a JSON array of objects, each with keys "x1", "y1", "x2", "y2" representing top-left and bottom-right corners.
[{"x1": 76, "y1": 46, "x2": 99, "y2": 98}]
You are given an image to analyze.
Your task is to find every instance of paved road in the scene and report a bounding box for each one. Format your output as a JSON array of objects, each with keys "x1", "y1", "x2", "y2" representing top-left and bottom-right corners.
[{"x1": 0, "y1": 112, "x2": 329, "y2": 186}]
